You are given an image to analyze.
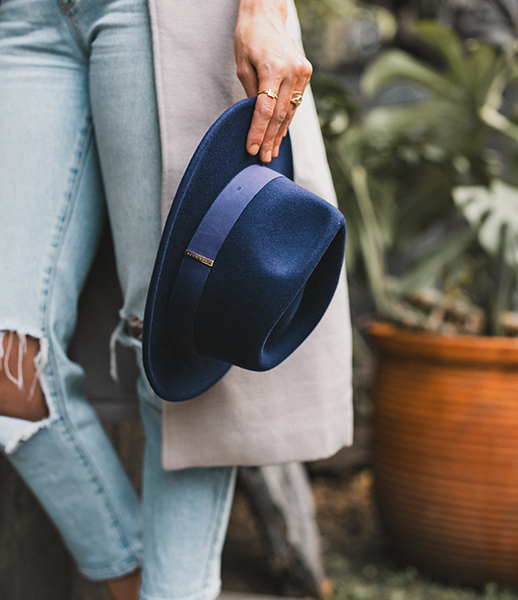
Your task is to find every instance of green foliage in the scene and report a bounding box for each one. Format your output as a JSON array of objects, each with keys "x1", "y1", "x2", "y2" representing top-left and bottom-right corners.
[
  {"x1": 295, "y1": 0, "x2": 397, "y2": 68},
  {"x1": 326, "y1": 553, "x2": 518, "y2": 600},
  {"x1": 315, "y1": 21, "x2": 518, "y2": 334}
]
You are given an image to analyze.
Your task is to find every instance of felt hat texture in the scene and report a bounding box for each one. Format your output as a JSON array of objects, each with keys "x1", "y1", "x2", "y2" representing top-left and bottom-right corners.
[{"x1": 142, "y1": 97, "x2": 346, "y2": 402}]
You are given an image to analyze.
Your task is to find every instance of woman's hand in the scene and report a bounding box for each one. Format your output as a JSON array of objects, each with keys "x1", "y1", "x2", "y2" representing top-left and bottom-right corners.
[{"x1": 234, "y1": 0, "x2": 312, "y2": 163}]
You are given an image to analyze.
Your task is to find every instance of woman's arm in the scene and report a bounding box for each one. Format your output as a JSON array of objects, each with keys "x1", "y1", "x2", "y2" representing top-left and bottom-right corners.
[{"x1": 234, "y1": 0, "x2": 312, "y2": 163}]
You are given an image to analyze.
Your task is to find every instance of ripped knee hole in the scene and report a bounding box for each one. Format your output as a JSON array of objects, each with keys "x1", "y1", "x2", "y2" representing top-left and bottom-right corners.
[{"x1": 0, "y1": 331, "x2": 48, "y2": 421}]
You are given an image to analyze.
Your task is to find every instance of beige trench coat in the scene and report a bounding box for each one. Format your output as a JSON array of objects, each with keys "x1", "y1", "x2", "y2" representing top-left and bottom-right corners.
[{"x1": 147, "y1": 0, "x2": 354, "y2": 469}]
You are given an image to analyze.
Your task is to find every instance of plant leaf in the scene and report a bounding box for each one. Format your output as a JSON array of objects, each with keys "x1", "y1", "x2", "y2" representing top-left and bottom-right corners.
[
  {"x1": 361, "y1": 49, "x2": 453, "y2": 98},
  {"x1": 393, "y1": 229, "x2": 474, "y2": 295},
  {"x1": 467, "y1": 42, "x2": 500, "y2": 106},
  {"x1": 453, "y1": 180, "x2": 518, "y2": 268},
  {"x1": 362, "y1": 100, "x2": 464, "y2": 136},
  {"x1": 414, "y1": 21, "x2": 471, "y2": 87}
]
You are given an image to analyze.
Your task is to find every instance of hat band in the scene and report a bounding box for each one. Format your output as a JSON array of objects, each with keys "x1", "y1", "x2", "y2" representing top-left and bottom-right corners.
[{"x1": 169, "y1": 164, "x2": 283, "y2": 354}]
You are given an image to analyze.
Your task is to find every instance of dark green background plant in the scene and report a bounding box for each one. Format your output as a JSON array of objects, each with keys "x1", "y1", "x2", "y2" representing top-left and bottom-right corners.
[{"x1": 313, "y1": 21, "x2": 518, "y2": 335}]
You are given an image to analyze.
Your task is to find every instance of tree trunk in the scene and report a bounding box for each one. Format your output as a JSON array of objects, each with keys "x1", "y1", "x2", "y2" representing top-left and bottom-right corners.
[{"x1": 238, "y1": 463, "x2": 325, "y2": 598}]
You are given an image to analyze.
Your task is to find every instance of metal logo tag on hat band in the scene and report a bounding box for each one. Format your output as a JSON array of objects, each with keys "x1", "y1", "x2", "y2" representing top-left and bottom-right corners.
[
  {"x1": 170, "y1": 164, "x2": 283, "y2": 354},
  {"x1": 184, "y1": 249, "x2": 214, "y2": 268}
]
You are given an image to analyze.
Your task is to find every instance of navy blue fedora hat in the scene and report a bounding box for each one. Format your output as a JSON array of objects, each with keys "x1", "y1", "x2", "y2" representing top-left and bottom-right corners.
[{"x1": 142, "y1": 97, "x2": 346, "y2": 402}]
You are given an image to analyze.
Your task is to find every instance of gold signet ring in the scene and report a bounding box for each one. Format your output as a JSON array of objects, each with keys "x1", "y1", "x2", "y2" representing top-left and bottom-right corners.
[{"x1": 257, "y1": 89, "x2": 279, "y2": 100}]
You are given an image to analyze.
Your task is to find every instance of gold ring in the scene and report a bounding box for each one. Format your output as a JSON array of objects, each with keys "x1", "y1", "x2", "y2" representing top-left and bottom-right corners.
[
  {"x1": 291, "y1": 92, "x2": 303, "y2": 107},
  {"x1": 257, "y1": 89, "x2": 279, "y2": 100}
]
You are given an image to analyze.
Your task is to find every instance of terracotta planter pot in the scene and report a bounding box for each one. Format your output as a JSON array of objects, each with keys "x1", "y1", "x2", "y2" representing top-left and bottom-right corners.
[{"x1": 369, "y1": 322, "x2": 518, "y2": 586}]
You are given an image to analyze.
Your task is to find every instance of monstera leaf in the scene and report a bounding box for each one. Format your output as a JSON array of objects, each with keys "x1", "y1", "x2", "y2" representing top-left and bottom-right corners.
[
  {"x1": 361, "y1": 48, "x2": 453, "y2": 98},
  {"x1": 453, "y1": 180, "x2": 518, "y2": 269}
]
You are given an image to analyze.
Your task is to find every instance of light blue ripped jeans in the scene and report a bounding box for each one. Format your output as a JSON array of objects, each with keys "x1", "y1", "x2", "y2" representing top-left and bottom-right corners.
[{"x1": 0, "y1": 0, "x2": 237, "y2": 599}]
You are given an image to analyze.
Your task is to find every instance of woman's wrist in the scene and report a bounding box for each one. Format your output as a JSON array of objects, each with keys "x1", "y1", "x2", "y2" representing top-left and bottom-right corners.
[
  {"x1": 235, "y1": 0, "x2": 311, "y2": 162},
  {"x1": 235, "y1": 0, "x2": 288, "y2": 51},
  {"x1": 237, "y1": 0, "x2": 287, "y2": 23}
]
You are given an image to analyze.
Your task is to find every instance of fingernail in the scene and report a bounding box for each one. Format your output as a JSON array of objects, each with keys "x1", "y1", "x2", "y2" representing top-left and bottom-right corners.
[
  {"x1": 248, "y1": 144, "x2": 260, "y2": 155},
  {"x1": 263, "y1": 151, "x2": 272, "y2": 163}
]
